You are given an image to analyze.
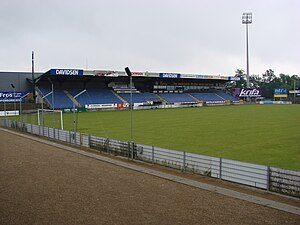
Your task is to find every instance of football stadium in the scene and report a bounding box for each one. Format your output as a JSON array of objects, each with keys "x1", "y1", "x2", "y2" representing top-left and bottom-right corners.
[{"x1": 0, "y1": 68, "x2": 299, "y2": 198}]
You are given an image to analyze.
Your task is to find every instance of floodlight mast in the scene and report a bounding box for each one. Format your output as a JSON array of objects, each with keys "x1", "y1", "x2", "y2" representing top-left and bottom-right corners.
[
  {"x1": 10, "y1": 83, "x2": 16, "y2": 115},
  {"x1": 19, "y1": 92, "x2": 30, "y2": 122},
  {"x1": 125, "y1": 67, "x2": 133, "y2": 159},
  {"x1": 242, "y1": 12, "x2": 252, "y2": 89},
  {"x1": 32, "y1": 51, "x2": 36, "y2": 102}
]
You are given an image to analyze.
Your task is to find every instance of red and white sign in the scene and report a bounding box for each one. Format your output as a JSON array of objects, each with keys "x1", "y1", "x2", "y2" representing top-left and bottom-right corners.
[{"x1": 132, "y1": 72, "x2": 145, "y2": 76}]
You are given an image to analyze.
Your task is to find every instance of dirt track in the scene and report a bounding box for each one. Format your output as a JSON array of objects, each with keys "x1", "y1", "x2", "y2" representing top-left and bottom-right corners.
[{"x1": 0, "y1": 130, "x2": 299, "y2": 225}]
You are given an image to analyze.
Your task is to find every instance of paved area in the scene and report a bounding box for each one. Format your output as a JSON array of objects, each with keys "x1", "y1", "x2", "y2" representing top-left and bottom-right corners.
[{"x1": 0, "y1": 128, "x2": 299, "y2": 225}]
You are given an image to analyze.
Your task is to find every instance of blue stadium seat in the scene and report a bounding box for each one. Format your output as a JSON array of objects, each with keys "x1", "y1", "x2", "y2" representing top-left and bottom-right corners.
[
  {"x1": 68, "y1": 88, "x2": 123, "y2": 106},
  {"x1": 159, "y1": 93, "x2": 197, "y2": 103},
  {"x1": 119, "y1": 92, "x2": 159, "y2": 103},
  {"x1": 39, "y1": 86, "x2": 74, "y2": 109},
  {"x1": 191, "y1": 93, "x2": 224, "y2": 102},
  {"x1": 216, "y1": 92, "x2": 239, "y2": 101}
]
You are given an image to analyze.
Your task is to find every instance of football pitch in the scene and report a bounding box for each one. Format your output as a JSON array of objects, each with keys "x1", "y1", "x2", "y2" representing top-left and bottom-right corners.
[{"x1": 30, "y1": 105, "x2": 300, "y2": 170}]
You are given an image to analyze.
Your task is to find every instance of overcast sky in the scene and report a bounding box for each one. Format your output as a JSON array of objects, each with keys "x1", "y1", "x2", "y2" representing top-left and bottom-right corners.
[{"x1": 1, "y1": 0, "x2": 299, "y2": 76}]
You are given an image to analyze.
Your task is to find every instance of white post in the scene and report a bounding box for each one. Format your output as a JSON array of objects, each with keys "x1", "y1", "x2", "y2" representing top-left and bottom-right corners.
[
  {"x1": 20, "y1": 93, "x2": 29, "y2": 123},
  {"x1": 73, "y1": 89, "x2": 87, "y2": 135},
  {"x1": 60, "y1": 110, "x2": 63, "y2": 130},
  {"x1": 40, "y1": 90, "x2": 53, "y2": 128},
  {"x1": 37, "y1": 109, "x2": 40, "y2": 125}
]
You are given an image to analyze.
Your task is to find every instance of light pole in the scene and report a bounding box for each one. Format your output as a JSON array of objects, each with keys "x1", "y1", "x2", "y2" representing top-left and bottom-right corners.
[
  {"x1": 3, "y1": 95, "x2": 8, "y2": 119},
  {"x1": 73, "y1": 89, "x2": 86, "y2": 137},
  {"x1": 125, "y1": 67, "x2": 133, "y2": 159},
  {"x1": 32, "y1": 51, "x2": 36, "y2": 102},
  {"x1": 19, "y1": 92, "x2": 30, "y2": 123},
  {"x1": 10, "y1": 83, "x2": 16, "y2": 116},
  {"x1": 294, "y1": 79, "x2": 296, "y2": 102},
  {"x1": 3, "y1": 96, "x2": 8, "y2": 127},
  {"x1": 47, "y1": 78, "x2": 54, "y2": 128},
  {"x1": 39, "y1": 90, "x2": 53, "y2": 135},
  {"x1": 242, "y1": 12, "x2": 252, "y2": 89}
]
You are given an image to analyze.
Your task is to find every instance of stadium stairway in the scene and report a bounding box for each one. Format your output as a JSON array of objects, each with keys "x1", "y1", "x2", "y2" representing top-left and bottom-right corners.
[
  {"x1": 154, "y1": 94, "x2": 166, "y2": 102},
  {"x1": 215, "y1": 93, "x2": 226, "y2": 101},
  {"x1": 64, "y1": 90, "x2": 81, "y2": 107},
  {"x1": 112, "y1": 91, "x2": 127, "y2": 103},
  {"x1": 188, "y1": 93, "x2": 200, "y2": 102}
]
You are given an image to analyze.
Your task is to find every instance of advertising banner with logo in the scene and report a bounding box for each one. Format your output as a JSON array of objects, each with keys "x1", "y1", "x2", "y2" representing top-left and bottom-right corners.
[
  {"x1": 228, "y1": 77, "x2": 241, "y2": 81},
  {"x1": 0, "y1": 92, "x2": 29, "y2": 102},
  {"x1": 274, "y1": 88, "x2": 288, "y2": 98},
  {"x1": 50, "y1": 69, "x2": 84, "y2": 76},
  {"x1": 159, "y1": 73, "x2": 181, "y2": 79},
  {"x1": 95, "y1": 71, "x2": 119, "y2": 77},
  {"x1": 131, "y1": 72, "x2": 145, "y2": 76},
  {"x1": 234, "y1": 88, "x2": 262, "y2": 98}
]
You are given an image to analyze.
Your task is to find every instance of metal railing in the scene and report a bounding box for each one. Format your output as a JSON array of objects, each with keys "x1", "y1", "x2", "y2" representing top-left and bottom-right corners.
[{"x1": 1, "y1": 119, "x2": 299, "y2": 198}]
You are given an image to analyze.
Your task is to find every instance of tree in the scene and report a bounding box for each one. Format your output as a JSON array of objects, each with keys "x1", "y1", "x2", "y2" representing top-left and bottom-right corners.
[
  {"x1": 262, "y1": 69, "x2": 276, "y2": 84},
  {"x1": 225, "y1": 69, "x2": 247, "y2": 93},
  {"x1": 227, "y1": 68, "x2": 299, "y2": 100}
]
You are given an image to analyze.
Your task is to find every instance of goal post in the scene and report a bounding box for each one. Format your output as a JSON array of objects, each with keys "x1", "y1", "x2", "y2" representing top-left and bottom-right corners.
[{"x1": 37, "y1": 109, "x2": 64, "y2": 130}]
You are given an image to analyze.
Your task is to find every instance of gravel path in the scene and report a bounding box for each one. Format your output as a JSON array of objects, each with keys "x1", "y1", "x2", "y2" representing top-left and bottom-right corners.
[{"x1": 0, "y1": 129, "x2": 299, "y2": 225}]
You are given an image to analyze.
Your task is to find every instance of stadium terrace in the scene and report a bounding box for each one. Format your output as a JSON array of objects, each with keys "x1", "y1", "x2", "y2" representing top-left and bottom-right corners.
[{"x1": 0, "y1": 68, "x2": 242, "y2": 110}]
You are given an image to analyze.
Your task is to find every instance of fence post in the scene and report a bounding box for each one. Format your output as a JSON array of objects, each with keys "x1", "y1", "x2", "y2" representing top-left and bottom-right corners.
[
  {"x1": 106, "y1": 138, "x2": 109, "y2": 153},
  {"x1": 267, "y1": 166, "x2": 270, "y2": 191},
  {"x1": 131, "y1": 142, "x2": 134, "y2": 160},
  {"x1": 219, "y1": 158, "x2": 222, "y2": 179},
  {"x1": 79, "y1": 132, "x2": 82, "y2": 146},
  {"x1": 127, "y1": 142, "x2": 130, "y2": 159},
  {"x1": 152, "y1": 146, "x2": 154, "y2": 164},
  {"x1": 183, "y1": 151, "x2": 186, "y2": 171}
]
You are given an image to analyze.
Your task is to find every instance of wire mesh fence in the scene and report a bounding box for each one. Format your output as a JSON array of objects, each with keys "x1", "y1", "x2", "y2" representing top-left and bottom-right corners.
[{"x1": 1, "y1": 119, "x2": 299, "y2": 198}]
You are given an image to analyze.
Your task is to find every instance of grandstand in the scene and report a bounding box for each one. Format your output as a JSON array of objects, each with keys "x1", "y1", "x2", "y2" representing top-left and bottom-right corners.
[
  {"x1": 1, "y1": 68, "x2": 240, "y2": 110},
  {"x1": 34, "y1": 69, "x2": 241, "y2": 109}
]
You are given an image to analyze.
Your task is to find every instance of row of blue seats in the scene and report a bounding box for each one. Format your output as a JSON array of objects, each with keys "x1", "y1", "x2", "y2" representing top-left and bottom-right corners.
[
  {"x1": 68, "y1": 88, "x2": 123, "y2": 106},
  {"x1": 39, "y1": 87, "x2": 73, "y2": 109},
  {"x1": 39, "y1": 87, "x2": 123, "y2": 109},
  {"x1": 38, "y1": 86, "x2": 238, "y2": 109}
]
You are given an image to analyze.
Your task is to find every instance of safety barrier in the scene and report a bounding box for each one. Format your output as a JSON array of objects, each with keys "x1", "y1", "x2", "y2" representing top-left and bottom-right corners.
[{"x1": 1, "y1": 119, "x2": 299, "y2": 198}]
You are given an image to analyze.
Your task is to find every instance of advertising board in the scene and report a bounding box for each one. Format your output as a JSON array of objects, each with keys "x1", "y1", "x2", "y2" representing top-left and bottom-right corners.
[
  {"x1": 0, "y1": 92, "x2": 29, "y2": 102},
  {"x1": 228, "y1": 77, "x2": 241, "y2": 81},
  {"x1": 50, "y1": 69, "x2": 83, "y2": 76},
  {"x1": 274, "y1": 88, "x2": 288, "y2": 98},
  {"x1": 132, "y1": 72, "x2": 145, "y2": 76},
  {"x1": 274, "y1": 88, "x2": 288, "y2": 95},
  {"x1": 159, "y1": 73, "x2": 181, "y2": 79},
  {"x1": 194, "y1": 74, "x2": 227, "y2": 80},
  {"x1": 234, "y1": 88, "x2": 262, "y2": 98},
  {"x1": 95, "y1": 71, "x2": 119, "y2": 77}
]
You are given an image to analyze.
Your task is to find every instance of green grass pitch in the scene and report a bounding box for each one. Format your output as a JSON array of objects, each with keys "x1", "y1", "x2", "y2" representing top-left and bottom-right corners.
[{"x1": 27, "y1": 104, "x2": 300, "y2": 170}]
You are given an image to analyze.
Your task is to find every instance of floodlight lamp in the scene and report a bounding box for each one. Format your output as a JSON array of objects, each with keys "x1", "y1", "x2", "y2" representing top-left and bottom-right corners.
[
  {"x1": 242, "y1": 12, "x2": 252, "y2": 24},
  {"x1": 125, "y1": 67, "x2": 132, "y2": 77}
]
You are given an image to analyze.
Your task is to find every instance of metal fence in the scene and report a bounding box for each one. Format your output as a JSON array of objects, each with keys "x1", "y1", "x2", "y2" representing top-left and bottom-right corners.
[
  {"x1": 1, "y1": 119, "x2": 299, "y2": 198},
  {"x1": 137, "y1": 144, "x2": 269, "y2": 189}
]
